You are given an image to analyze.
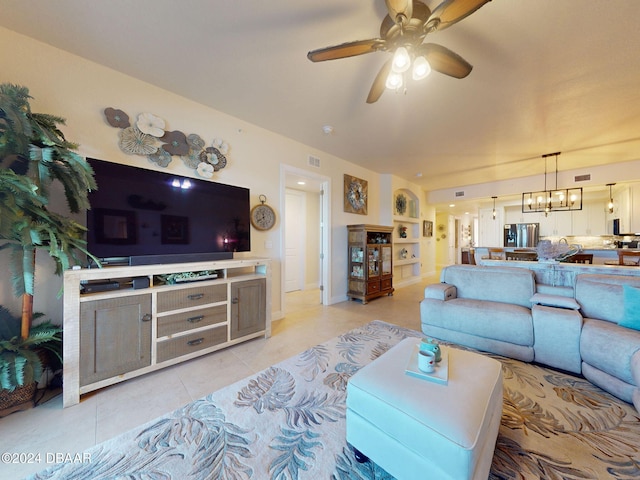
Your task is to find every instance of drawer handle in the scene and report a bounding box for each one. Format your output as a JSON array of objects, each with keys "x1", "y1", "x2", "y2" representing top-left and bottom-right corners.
[
  {"x1": 187, "y1": 293, "x2": 205, "y2": 301},
  {"x1": 187, "y1": 315, "x2": 204, "y2": 323},
  {"x1": 141, "y1": 313, "x2": 152, "y2": 322},
  {"x1": 231, "y1": 297, "x2": 239, "y2": 304},
  {"x1": 187, "y1": 338, "x2": 204, "y2": 346}
]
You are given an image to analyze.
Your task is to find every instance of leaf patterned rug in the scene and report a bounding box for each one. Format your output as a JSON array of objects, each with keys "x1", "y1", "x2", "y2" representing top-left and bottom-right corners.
[{"x1": 28, "y1": 320, "x2": 640, "y2": 479}]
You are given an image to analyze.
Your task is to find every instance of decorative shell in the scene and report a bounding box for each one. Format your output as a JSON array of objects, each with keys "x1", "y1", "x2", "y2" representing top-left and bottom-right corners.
[
  {"x1": 118, "y1": 127, "x2": 158, "y2": 155},
  {"x1": 197, "y1": 162, "x2": 214, "y2": 178},
  {"x1": 212, "y1": 138, "x2": 230, "y2": 155},
  {"x1": 136, "y1": 112, "x2": 165, "y2": 137},
  {"x1": 148, "y1": 149, "x2": 172, "y2": 167},
  {"x1": 161, "y1": 130, "x2": 189, "y2": 156},
  {"x1": 200, "y1": 147, "x2": 227, "y2": 171},
  {"x1": 104, "y1": 107, "x2": 130, "y2": 128}
]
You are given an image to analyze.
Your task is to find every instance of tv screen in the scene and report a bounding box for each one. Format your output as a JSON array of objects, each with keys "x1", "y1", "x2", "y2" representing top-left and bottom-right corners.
[{"x1": 86, "y1": 158, "x2": 250, "y2": 265}]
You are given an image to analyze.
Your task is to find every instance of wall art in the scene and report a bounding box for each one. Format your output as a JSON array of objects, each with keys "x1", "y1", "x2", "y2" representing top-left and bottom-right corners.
[
  {"x1": 344, "y1": 174, "x2": 368, "y2": 215},
  {"x1": 103, "y1": 107, "x2": 229, "y2": 178}
]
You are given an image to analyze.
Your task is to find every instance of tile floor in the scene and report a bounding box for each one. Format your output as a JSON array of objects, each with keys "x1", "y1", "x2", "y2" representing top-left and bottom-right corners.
[{"x1": 0, "y1": 279, "x2": 433, "y2": 479}]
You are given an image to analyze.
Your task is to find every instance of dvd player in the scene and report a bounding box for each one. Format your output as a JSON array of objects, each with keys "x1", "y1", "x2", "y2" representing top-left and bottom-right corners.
[{"x1": 81, "y1": 281, "x2": 120, "y2": 293}]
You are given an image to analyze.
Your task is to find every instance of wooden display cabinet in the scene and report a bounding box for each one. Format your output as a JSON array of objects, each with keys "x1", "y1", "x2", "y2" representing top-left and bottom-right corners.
[{"x1": 347, "y1": 224, "x2": 394, "y2": 303}]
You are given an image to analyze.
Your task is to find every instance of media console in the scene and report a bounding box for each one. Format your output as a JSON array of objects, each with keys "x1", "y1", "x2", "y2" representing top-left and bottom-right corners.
[{"x1": 62, "y1": 257, "x2": 271, "y2": 408}]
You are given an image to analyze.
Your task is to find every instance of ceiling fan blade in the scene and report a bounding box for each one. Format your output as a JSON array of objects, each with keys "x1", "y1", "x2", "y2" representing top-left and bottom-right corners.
[
  {"x1": 417, "y1": 43, "x2": 472, "y2": 78},
  {"x1": 367, "y1": 59, "x2": 393, "y2": 104},
  {"x1": 385, "y1": 0, "x2": 413, "y2": 23},
  {"x1": 307, "y1": 39, "x2": 384, "y2": 62},
  {"x1": 427, "y1": 0, "x2": 491, "y2": 31}
]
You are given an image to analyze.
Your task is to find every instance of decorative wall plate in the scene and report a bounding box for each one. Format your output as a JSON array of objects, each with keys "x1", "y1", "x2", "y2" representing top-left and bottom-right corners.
[
  {"x1": 344, "y1": 174, "x2": 368, "y2": 215},
  {"x1": 395, "y1": 193, "x2": 407, "y2": 216}
]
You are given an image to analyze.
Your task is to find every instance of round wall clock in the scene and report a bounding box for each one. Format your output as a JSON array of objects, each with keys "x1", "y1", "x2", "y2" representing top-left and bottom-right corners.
[{"x1": 250, "y1": 194, "x2": 276, "y2": 230}]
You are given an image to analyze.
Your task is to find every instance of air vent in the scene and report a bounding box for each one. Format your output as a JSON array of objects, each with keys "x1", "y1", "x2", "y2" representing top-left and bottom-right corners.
[
  {"x1": 574, "y1": 174, "x2": 591, "y2": 182},
  {"x1": 455, "y1": 191, "x2": 465, "y2": 197},
  {"x1": 308, "y1": 155, "x2": 320, "y2": 168}
]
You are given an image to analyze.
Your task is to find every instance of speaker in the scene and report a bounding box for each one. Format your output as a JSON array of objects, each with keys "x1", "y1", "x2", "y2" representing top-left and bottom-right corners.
[{"x1": 132, "y1": 276, "x2": 150, "y2": 290}]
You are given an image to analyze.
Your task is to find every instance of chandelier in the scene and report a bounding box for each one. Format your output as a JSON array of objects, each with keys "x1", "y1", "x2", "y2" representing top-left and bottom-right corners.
[{"x1": 521, "y1": 152, "x2": 582, "y2": 216}]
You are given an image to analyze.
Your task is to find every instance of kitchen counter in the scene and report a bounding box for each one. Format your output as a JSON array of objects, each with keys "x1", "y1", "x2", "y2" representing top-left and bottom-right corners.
[
  {"x1": 474, "y1": 247, "x2": 623, "y2": 265},
  {"x1": 477, "y1": 258, "x2": 640, "y2": 287}
]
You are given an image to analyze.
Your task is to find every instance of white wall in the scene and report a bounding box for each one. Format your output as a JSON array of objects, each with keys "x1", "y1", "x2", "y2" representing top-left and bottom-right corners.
[{"x1": 0, "y1": 27, "x2": 389, "y2": 322}]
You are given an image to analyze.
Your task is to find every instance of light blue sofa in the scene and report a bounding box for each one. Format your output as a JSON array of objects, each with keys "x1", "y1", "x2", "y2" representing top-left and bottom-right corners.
[
  {"x1": 421, "y1": 265, "x2": 537, "y2": 362},
  {"x1": 420, "y1": 264, "x2": 640, "y2": 414}
]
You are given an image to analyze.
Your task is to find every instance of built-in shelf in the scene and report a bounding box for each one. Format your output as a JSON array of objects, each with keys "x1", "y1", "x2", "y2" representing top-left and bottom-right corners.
[{"x1": 392, "y1": 189, "x2": 422, "y2": 288}]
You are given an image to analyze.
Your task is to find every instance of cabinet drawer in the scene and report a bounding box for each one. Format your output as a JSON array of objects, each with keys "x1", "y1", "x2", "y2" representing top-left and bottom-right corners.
[
  {"x1": 381, "y1": 278, "x2": 392, "y2": 290},
  {"x1": 157, "y1": 305, "x2": 227, "y2": 338},
  {"x1": 366, "y1": 281, "x2": 380, "y2": 294},
  {"x1": 157, "y1": 284, "x2": 226, "y2": 312},
  {"x1": 156, "y1": 326, "x2": 227, "y2": 363}
]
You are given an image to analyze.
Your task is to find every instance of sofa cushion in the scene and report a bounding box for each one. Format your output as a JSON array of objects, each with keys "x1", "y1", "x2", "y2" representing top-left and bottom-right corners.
[
  {"x1": 621, "y1": 285, "x2": 640, "y2": 331},
  {"x1": 421, "y1": 298, "x2": 534, "y2": 346},
  {"x1": 580, "y1": 318, "x2": 640, "y2": 385},
  {"x1": 530, "y1": 293, "x2": 580, "y2": 310},
  {"x1": 575, "y1": 274, "x2": 640, "y2": 324},
  {"x1": 440, "y1": 265, "x2": 536, "y2": 308}
]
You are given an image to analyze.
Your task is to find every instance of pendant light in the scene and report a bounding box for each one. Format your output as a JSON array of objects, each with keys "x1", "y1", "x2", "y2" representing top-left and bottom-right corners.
[
  {"x1": 492, "y1": 196, "x2": 497, "y2": 220},
  {"x1": 521, "y1": 152, "x2": 582, "y2": 215},
  {"x1": 607, "y1": 183, "x2": 615, "y2": 214}
]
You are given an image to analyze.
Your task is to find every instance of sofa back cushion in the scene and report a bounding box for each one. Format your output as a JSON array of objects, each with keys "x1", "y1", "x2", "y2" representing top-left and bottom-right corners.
[
  {"x1": 440, "y1": 265, "x2": 536, "y2": 308},
  {"x1": 575, "y1": 274, "x2": 640, "y2": 323}
]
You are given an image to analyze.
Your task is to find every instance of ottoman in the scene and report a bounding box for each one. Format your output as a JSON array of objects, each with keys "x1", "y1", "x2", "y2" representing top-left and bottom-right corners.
[{"x1": 346, "y1": 337, "x2": 503, "y2": 480}]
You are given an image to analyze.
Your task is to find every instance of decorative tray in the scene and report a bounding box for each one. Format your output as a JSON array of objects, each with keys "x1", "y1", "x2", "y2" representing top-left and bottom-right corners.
[{"x1": 405, "y1": 344, "x2": 449, "y2": 385}]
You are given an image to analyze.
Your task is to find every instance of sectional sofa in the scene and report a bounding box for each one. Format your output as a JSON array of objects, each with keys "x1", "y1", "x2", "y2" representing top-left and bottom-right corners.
[{"x1": 420, "y1": 264, "x2": 640, "y2": 414}]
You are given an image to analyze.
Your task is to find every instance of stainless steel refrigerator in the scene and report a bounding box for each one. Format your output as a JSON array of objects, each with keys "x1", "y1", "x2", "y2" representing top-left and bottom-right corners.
[{"x1": 504, "y1": 223, "x2": 539, "y2": 248}]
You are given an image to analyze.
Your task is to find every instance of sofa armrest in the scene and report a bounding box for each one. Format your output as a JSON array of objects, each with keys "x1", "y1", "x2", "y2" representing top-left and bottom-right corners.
[{"x1": 424, "y1": 283, "x2": 457, "y2": 301}]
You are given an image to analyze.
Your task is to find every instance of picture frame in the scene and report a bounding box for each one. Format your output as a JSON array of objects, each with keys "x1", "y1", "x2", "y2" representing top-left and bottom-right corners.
[
  {"x1": 423, "y1": 220, "x2": 433, "y2": 237},
  {"x1": 343, "y1": 174, "x2": 368, "y2": 215}
]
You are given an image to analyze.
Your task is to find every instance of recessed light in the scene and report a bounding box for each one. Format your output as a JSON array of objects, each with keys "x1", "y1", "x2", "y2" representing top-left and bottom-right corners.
[
  {"x1": 449, "y1": 204, "x2": 455, "y2": 208},
  {"x1": 297, "y1": 181, "x2": 306, "y2": 185},
  {"x1": 322, "y1": 125, "x2": 334, "y2": 135},
  {"x1": 415, "y1": 172, "x2": 423, "y2": 177}
]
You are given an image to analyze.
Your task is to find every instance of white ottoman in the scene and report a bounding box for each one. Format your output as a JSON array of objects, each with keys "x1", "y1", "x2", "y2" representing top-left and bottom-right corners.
[{"x1": 346, "y1": 337, "x2": 503, "y2": 480}]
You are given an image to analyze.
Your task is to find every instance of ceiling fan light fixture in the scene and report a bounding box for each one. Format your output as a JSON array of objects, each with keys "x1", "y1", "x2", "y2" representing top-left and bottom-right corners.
[
  {"x1": 385, "y1": 71, "x2": 404, "y2": 90},
  {"x1": 391, "y1": 46, "x2": 411, "y2": 73},
  {"x1": 412, "y1": 55, "x2": 431, "y2": 80}
]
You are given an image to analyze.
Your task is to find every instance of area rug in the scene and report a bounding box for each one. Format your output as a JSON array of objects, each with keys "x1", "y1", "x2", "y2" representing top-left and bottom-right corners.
[{"x1": 28, "y1": 320, "x2": 640, "y2": 479}]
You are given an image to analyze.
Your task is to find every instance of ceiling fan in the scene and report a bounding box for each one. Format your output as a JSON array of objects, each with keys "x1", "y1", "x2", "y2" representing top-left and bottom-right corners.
[{"x1": 307, "y1": 0, "x2": 492, "y2": 103}]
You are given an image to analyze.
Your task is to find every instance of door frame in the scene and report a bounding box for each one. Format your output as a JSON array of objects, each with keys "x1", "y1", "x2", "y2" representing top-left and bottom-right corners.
[{"x1": 280, "y1": 164, "x2": 331, "y2": 310}]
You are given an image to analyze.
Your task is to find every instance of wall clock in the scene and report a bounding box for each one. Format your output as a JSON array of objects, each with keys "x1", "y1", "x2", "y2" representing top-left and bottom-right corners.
[
  {"x1": 344, "y1": 174, "x2": 368, "y2": 215},
  {"x1": 250, "y1": 195, "x2": 276, "y2": 230}
]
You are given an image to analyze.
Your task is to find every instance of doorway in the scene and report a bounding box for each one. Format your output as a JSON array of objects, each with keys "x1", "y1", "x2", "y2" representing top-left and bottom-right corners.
[{"x1": 281, "y1": 165, "x2": 331, "y2": 313}]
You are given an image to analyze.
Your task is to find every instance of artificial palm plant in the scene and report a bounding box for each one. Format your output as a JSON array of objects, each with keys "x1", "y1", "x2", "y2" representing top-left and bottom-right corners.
[
  {"x1": 0, "y1": 83, "x2": 97, "y2": 340},
  {"x1": 0, "y1": 306, "x2": 61, "y2": 393}
]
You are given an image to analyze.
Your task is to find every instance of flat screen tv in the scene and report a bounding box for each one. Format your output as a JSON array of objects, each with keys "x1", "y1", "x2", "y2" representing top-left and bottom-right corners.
[{"x1": 86, "y1": 158, "x2": 250, "y2": 266}]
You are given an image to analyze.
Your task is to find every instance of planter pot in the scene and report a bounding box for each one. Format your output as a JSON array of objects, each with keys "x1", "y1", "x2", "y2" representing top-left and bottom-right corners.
[{"x1": 0, "y1": 383, "x2": 36, "y2": 417}]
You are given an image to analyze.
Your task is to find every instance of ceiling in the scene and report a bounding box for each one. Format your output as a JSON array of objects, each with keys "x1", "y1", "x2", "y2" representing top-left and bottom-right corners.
[{"x1": 2, "y1": 1, "x2": 640, "y2": 200}]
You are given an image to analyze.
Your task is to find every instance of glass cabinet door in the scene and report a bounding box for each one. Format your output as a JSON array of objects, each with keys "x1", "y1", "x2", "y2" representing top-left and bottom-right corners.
[
  {"x1": 350, "y1": 246, "x2": 364, "y2": 278},
  {"x1": 381, "y1": 245, "x2": 392, "y2": 276},
  {"x1": 368, "y1": 246, "x2": 380, "y2": 277}
]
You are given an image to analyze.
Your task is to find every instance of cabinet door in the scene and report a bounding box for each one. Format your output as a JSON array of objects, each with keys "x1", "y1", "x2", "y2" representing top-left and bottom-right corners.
[
  {"x1": 230, "y1": 279, "x2": 266, "y2": 340},
  {"x1": 367, "y1": 246, "x2": 380, "y2": 278},
  {"x1": 79, "y1": 294, "x2": 152, "y2": 386},
  {"x1": 380, "y1": 245, "x2": 392, "y2": 276},
  {"x1": 349, "y1": 246, "x2": 365, "y2": 279}
]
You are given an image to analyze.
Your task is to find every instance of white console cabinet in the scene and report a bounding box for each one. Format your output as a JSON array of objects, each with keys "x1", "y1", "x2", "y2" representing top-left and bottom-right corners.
[{"x1": 63, "y1": 258, "x2": 271, "y2": 407}]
